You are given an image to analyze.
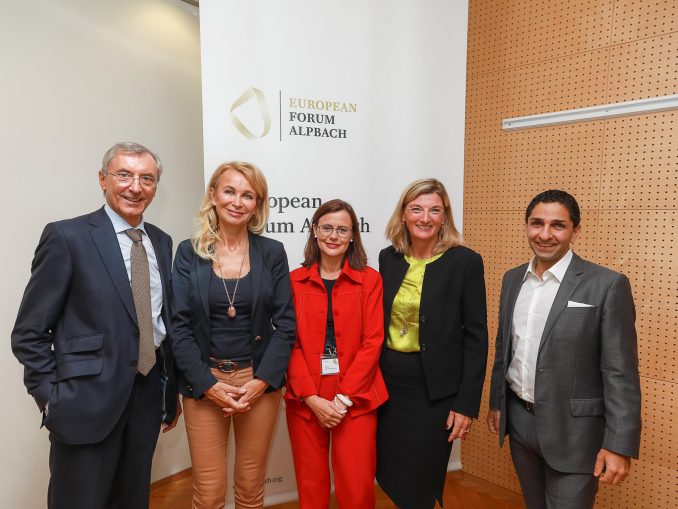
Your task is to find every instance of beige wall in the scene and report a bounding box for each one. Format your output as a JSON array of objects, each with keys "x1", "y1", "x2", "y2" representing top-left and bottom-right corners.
[
  {"x1": 0, "y1": 0, "x2": 203, "y2": 506},
  {"x1": 461, "y1": 1, "x2": 677, "y2": 507}
]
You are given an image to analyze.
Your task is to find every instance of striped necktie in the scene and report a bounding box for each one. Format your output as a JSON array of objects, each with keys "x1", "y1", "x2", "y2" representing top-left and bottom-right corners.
[{"x1": 125, "y1": 228, "x2": 156, "y2": 375}]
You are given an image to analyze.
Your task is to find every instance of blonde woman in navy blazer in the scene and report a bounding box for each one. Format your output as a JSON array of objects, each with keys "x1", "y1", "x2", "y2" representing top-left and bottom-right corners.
[
  {"x1": 376, "y1": 178, "x2": 488, "y2": 509},
  {"x1": 171, "y1": 162, "x2": 295, "y2": 509}
]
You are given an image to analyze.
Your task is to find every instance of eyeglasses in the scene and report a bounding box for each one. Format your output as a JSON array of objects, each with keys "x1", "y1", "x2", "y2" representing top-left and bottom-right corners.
[
  {"x1": 105, "y1": 170, "x2": 158, "y2": 188},
  {"x1": 316, "y1": 224, "x2": 352, "y2": 238}
]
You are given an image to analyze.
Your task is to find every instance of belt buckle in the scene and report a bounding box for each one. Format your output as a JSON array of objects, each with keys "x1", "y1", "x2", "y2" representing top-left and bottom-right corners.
[{"x1": 215, "y1": 360, "x2": 238, "y2": 373}]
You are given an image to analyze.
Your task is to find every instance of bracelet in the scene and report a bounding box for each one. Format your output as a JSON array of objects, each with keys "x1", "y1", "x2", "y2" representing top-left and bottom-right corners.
[
  {"x1": 333, "y1": 398, "x2": 348, "y2": 414},
  {"x1": 335, "y1": 393, "x2": 353, "y2": 407}
]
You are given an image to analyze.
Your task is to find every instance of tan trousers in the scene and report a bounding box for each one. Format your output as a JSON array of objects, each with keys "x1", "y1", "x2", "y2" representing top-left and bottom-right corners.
[{"x1": 183, "y1": 367, "x2": 282, "y2": 509}]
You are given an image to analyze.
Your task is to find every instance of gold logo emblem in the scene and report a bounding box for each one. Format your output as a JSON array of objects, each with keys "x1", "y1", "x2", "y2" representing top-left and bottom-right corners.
[{"x1": 230, "y1": 87, "x2": 271, "y2": 139}]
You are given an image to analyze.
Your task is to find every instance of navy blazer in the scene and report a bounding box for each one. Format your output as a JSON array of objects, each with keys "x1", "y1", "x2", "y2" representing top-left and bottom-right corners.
[
  {"x1": 11, "y1": 207, "x2": 178, "y2": 445},
  {"x1": 171, "y1": 233, "x2": 296, "y2": 398},
  {"x1": 379, "y1": 245, "x2": 488, "y2": 418}
]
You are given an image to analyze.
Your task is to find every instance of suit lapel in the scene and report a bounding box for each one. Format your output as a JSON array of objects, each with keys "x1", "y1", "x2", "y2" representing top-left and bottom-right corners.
[
  {"x1": 146, "y1": 226, "x2": 170, "y2": 306},
  {"x1": 196, "y1": 255, "x2": 212, "y2": 322},
  {"x1": 249, "y1": 233, "x2": 263, "y2": 317},
  {"x1": 503, "y1": 267, "x2": 526, "y2": 365},
  {"x1": 538, "y1": 254, "x2": 585, "y2": 353},
  {"x1": 89, "y1": 208, "x2": 137, "y2": 324},
  {"x1": 384, "y1": 253, "x2": 409, "y2": 319}
]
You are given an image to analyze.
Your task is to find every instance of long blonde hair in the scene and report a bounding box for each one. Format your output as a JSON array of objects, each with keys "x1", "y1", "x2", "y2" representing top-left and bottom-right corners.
[
  {"x1": 385, "y1": 178, "x2": 462, "y2": 255},
  {"x1": 193, "y1": 162, "x2": 269, "y2": 260}
]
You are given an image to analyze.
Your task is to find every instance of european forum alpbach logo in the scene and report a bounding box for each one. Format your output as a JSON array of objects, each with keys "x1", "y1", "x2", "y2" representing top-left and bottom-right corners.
[{"x1": 230, "y1": 87, "x2": 271, "y2": 139}]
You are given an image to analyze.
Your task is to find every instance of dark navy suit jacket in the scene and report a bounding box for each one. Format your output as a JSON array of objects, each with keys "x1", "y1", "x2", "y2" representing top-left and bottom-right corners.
[
  {"x1": 12, "y1": 206, "x2": 178, "y2": 445},
  {"x1": 170, "y1": 232, "x2": 296, "y2": 398}
]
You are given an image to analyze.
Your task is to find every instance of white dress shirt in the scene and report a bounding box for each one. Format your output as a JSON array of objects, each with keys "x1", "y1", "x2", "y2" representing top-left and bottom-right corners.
[
  {"x1": 104, "y1": 205, "x2": 166, "y2": 348},
  {"x1": 506, "y1": 250, "x2": 573, "y2": 403}
]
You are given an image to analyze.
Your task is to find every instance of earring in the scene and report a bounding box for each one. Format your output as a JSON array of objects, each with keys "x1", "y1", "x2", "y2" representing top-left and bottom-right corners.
[
  {"x1": 350, "y1": 239, "x2": 354, "y2": 243},
  {"x1": 314, "y1": 234, "x2": 317, "y2": 238}
]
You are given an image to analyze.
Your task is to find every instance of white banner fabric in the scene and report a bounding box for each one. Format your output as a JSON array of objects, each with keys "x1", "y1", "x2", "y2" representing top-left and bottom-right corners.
[{"x1": 200, "y1": 1, "x2": 469, "y2": 505}]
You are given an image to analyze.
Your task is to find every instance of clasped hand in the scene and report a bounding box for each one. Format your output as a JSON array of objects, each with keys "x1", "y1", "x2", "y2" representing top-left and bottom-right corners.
[
  {"x1": 205, "y1": 378, "x2": 269, "y2": 415},
  {"x1": 304, "y1": 395, "x2": 347, "y2": 429}
]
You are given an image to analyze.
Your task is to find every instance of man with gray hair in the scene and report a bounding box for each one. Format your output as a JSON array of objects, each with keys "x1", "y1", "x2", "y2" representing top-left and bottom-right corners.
[{"x1": 12, "y1": 142, "x2": 180, "y2": 509}]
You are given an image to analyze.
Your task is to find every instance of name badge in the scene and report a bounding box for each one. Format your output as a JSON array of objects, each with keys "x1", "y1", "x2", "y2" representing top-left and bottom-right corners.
[{"x1": 320, "y1": 354, "x2": 340, "y2": 375}]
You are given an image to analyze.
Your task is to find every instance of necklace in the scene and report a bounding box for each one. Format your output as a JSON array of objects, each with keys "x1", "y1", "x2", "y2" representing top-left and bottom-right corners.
[
  {"x1": 396, "y1": 287, "x2": 420, "y2": 337},
  {"x1": 216, "y1": 238, "x2": 248, "y2": 319},
  {"x1": 397, "y1": 257, "x2": 428, "y2": 336},
  {"x1": 398, "y1": 314, "x2": 412, "y2": 337}
]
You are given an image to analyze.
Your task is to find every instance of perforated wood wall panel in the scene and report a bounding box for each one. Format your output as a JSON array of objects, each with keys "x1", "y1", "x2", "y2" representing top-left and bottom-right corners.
[
  {"x1": 608, "y1": 31, "x2": 678, "y2": 102},
  {"x1": 611, "y1": 0, "x2": 678, "y2": 44},
  {"x1": 600, "y1": 113, "x2": 678, "y2": 209},
  {"x1": 466, "y1": 0, "x2": 614, "y2": 76},
  {"x1": 462, "y1": 1, "x2": 678, "y2": 506}
]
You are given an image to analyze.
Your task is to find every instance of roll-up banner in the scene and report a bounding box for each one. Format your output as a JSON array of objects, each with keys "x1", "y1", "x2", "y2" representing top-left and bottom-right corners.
[{"x1": 200, "y1": 1, "x2": 469, "y2": 505}]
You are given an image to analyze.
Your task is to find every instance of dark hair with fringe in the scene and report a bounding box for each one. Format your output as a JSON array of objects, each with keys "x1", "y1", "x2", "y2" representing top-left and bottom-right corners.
[{"x1": 525, "y1": 189, "x2": 581, "y2": 227}]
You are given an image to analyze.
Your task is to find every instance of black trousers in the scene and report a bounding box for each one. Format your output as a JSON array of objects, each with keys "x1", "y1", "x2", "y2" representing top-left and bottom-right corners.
[{"x1": 48, "y1": 365, "x2": 162, "y2": 509}]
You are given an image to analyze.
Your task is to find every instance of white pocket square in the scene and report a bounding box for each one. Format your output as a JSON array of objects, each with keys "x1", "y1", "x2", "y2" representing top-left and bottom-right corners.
[{"x1": 567, "y1": 300, "x2": 594, "y2": 308}]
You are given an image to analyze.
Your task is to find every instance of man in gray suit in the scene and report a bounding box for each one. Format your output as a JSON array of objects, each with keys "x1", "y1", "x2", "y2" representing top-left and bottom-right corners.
[{"x1": 486, "y1": 190, "x2": 641, "y2": 509}]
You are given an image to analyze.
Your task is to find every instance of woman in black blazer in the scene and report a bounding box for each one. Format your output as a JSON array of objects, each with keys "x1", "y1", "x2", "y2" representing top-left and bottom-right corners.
[
  {"x1": 376, "y1": 178, "x2": 488, "y2": 509},
  {"x1": 171, "y1": 162, "x2": 295, "y2": 509}
]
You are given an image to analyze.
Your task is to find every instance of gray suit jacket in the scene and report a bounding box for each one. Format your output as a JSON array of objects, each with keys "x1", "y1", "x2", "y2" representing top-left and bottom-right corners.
[{"x1": 489, "y1": 253, "x2": 641, "y2": 473}]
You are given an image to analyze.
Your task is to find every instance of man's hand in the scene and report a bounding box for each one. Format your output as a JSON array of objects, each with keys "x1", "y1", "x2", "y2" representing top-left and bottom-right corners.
[
  {"x1": 594, "y1": 448, "x2": 631, "y2": 485},
  {"x1": 446, "y1": 411, "x2": 473, "y2": 442},
  {"x1": 161, "y1": 395, "x2": 182, "y2": 433},
  {"x1": 486, "y1": 409, "x2": 501, "y2": 434},
  {"x1": 304, "y1": 395, "x2": 345, "y2": 429},
  {"x1": 204, "y1": 381, "x2": 249, "y2": 415}
]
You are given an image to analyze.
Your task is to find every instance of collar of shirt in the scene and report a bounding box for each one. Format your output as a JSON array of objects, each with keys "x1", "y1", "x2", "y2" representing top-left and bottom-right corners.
[
  {"x1": 104, "y1": 204, "x2": 148, "y2": 236},
  {"x1": 523, "y1": 249, "x2": 573, "y2": 283},
  {"x1": 103, "y1": 205, "x2": 166, "y2": 348}
]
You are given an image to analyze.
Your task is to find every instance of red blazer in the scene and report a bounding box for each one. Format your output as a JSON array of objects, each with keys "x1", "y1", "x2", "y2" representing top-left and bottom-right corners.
[{"x1": 285, "y1": 261, "x2": 388, "y2": 418}]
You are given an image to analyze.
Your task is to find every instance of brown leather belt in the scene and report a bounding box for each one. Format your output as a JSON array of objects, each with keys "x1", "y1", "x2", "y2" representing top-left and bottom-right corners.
[
  {"x1": 208, "y1": 358, "x2": 253, "y2": 374},
  {"x1": 513, "y1": 392, "x2": 535, "y2": 414}
]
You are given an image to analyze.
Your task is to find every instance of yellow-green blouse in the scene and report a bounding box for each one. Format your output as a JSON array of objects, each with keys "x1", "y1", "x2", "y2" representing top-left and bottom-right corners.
[{"x1": 387, "y1": 253, "x2": 443, "y2": 352}]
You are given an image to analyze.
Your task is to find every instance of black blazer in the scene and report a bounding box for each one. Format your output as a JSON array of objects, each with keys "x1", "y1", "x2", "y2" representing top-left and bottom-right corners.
[
  {"x1": 379, "y1": 245, "x2": 488, "y2": 417},
  {"x1": 11, "y1": 207, "x2": 178, "y2": 445},
  {"x1": 171, "y1": 232, "x2": 296, "y2": 398}
]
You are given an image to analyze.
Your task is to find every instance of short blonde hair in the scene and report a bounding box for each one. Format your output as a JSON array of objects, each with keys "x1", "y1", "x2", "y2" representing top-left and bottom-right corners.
[
  {"x1": 193, "y1": 162, "x2": 270, "y2": 260},
  {"x1": 385, "y1": 178, "x2": 462, "y2": 255}
]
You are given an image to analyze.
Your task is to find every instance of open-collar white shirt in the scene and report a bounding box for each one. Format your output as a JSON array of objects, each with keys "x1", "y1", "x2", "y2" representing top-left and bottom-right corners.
[{"x1": 507, "y1": 250, "x2": 573, "y2": 403}]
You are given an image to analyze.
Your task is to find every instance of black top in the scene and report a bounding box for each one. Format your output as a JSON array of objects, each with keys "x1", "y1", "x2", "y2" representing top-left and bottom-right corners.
[
  {"x1": 171, "y1": 234, "x2": 296, "y2": 398},
  {"x1": 209, "y1": 270, "x2": 253, "y2": 360},
  {"x1": 322, "y1": 278, "x2": 336, "y2": 352}
]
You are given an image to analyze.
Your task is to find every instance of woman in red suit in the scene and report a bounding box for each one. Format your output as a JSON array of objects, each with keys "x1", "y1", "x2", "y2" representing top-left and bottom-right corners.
[{"x1": 285, "y1": 199, "x2": 388, "y2": 509}]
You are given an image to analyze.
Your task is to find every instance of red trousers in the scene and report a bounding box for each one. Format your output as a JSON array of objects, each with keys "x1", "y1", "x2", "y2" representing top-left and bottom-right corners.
[{"x1": 286, "y1": 378, "x2": 377, "y2": 509}]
